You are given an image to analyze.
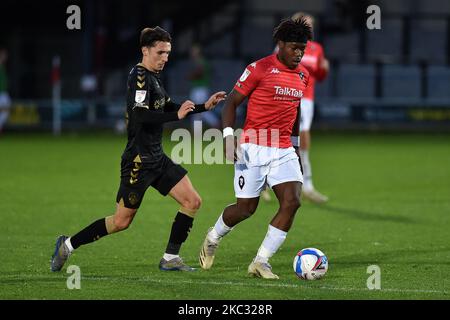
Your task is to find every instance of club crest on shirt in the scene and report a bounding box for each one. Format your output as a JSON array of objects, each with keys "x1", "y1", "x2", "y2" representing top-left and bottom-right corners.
[
  {"x1": 153, "y1": 97, "x2": 165, "y2": 110},
  {"x1": 299, "y1": 72, "x2": 305, "y2": 80},
  {"x1": 135, "y1": 90, "x2": 147, "y2": 103}
]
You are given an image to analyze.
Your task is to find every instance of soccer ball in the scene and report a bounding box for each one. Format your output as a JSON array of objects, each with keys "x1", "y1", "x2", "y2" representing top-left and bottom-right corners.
[{"x1": 293, "y1": 248, "x2": 328, "y2": 280}]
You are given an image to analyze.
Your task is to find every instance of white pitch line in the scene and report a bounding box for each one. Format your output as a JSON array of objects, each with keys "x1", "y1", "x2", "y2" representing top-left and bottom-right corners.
[
  {"x1": 87, "y1": 277, "x2": 448, "y2": 295},
  {"x1": 1, "y1": 274, "x2": 447, "y2": 295}
]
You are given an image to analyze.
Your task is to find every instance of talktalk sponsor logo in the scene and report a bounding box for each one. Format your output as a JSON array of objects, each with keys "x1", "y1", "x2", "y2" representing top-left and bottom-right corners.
[{"x1": 274, "y1": 86, "x2": 303, "y2": 98}]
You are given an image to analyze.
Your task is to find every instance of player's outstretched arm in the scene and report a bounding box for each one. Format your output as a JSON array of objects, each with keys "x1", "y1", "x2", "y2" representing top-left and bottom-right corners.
[
  {"x1": 177, "y1": 100, "x2": 196, "y2": 119},
  {"x1": 133, "y1": 100, "x2": 195, "y2": 123},
  {"x1": 222, "y1": 89, "x2": 246, "y2": 162},
  {"x1": 205, "y1": 91, "x2": 227, "y2": 110},
  {"x1": 171, "y1": 91, "x2": 226, "y2": 117},
  {"x1": 221, "y1": 89, "x2": 246, "y2": 128}
]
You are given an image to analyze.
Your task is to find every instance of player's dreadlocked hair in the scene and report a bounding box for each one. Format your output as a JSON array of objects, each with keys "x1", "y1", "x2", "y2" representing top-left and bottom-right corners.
[
  {"x1": 140, "y1": 26, "x2": 172, "y2": 47},
  {"x1": 273, "y1": 16, "x2": 313, "y2": 44}
]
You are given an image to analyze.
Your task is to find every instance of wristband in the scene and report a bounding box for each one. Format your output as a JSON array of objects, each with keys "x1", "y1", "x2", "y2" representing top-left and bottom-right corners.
[
  {"x1": 291, "y1": 136, "x2": 300, "y2": 147},
  {"x1": 223, "y1": 127, "x2": 234, "y2": 138}
]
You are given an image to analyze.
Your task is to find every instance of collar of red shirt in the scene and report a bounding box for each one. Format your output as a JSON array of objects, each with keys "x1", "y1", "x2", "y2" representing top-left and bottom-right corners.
[{"x1": 271, "y1": 53, "x2": 302, "y2": 73}]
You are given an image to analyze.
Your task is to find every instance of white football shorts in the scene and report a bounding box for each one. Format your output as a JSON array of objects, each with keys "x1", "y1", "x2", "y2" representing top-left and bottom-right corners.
[
  {"x1": 300, "y1": 98, "x2": 314, "y2": 132},
  {"x1": 234, "y1": 143, "x2": 303, "y2": 198}
]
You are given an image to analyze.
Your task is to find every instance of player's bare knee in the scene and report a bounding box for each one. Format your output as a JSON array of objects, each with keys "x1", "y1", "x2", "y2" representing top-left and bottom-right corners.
[
  {"x1": 115, "y1": 219, "x2": 131, "y2": 231},
  {"x1": 241, "y1": 210, "x2": 254, "y2": 219},
  {"x1": 179, "y1": 195, "x2": 201, "y2": 219},
  {"x1": 112, "y1": 215, "x2": 133, "y2": 232},
  {"x1": 238, "y1": 202, "x2": 257, "y2": 219},
  {"x1": 183, "y1": 195, "x2": 202, "y2": 211},
  {"x1": 295, "y1": 196, "x2": 302, "y2": 208},
  {"x1": 193, "y1": 195, "x2": 202, "y2": 210},
  {"x1": 281, "y1": 197, "x2": 301, "y2": 212}
]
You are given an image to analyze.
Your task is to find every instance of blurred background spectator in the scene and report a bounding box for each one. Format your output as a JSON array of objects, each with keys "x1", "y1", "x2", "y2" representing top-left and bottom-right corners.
[{"x1": 187, "y1": 44, "x2": 220, "y2": 128}]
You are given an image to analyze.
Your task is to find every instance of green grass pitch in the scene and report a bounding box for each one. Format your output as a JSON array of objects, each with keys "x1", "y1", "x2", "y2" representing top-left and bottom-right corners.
[{"x1": 0, "y1": 131, "x2": 449, "y2": 299}]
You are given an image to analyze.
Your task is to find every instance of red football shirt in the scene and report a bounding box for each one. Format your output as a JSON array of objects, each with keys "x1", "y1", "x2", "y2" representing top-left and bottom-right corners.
[
  {"x1": 234, "y1": 54, "x2": 309, "y2": 148},
  {"x1": 273, "y1": 41, "x2": 328, "y2": 100}
]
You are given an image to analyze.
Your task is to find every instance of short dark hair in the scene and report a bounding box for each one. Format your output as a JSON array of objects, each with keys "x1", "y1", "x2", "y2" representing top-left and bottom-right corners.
[
  {"x1": 273, "y1": 16, "x2": 313, "y2": 44},
  {"x1": 140, "y1": 26, "x2": 172, "y2": 47}
]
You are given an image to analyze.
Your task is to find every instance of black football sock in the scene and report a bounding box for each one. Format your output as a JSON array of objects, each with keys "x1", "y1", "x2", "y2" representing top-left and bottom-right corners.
[
  {"x1": 70, "y1": 218, "x2": 108, "y2": 249},
  {"x1": 165, "y1": 212, "x2": 194, "y2": 255}
]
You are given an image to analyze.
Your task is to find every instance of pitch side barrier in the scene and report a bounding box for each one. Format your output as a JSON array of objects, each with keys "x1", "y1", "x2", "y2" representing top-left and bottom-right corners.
[{"x1": 4, "y1": 98, "x2": 450, "y2": 133}]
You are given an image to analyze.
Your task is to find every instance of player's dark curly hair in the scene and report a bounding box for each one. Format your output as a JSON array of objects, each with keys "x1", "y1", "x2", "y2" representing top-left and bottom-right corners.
[
  {"x1": 140, "y1": 26, "x2": 172, "y2": 47},
  {"x1": 273, "y1": 16, "x2": 313, "y2": 43}
]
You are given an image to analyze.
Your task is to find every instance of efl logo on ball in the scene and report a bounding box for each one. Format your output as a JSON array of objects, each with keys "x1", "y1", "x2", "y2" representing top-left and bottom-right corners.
[{"x1": 293, "y1": 248, "x2": 328, "y2": 280}]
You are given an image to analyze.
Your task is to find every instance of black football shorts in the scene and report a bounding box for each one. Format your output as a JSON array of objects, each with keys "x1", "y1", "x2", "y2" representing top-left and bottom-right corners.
[{"x1": 116, "y1": 154, "x2": 187, "y2": 209}]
